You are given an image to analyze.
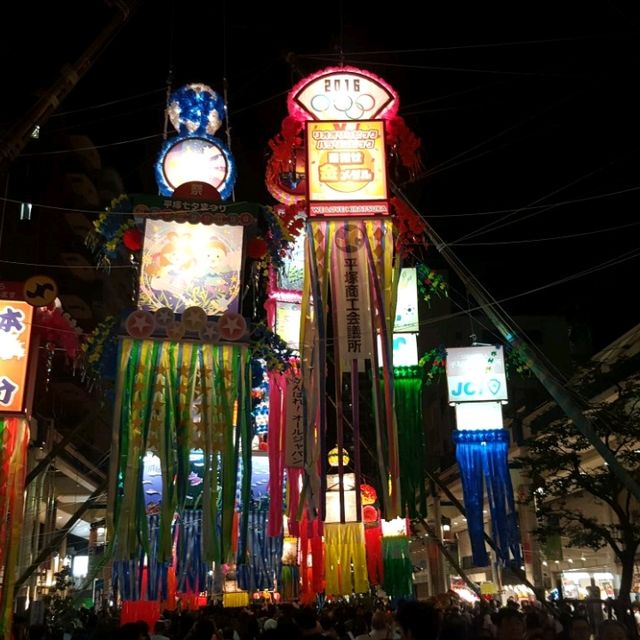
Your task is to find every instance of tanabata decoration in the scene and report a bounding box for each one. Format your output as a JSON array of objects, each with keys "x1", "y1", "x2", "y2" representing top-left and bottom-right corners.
[
  {"x1": 108, "y1": 339, "x2": 251, "y2": 600},
  {"x1": 381, "y1": 517, "x2": 413, "y2": 599},
  {"x1": 34, "y1": 304, "x2": 81, "y2": 360},
  {"x1": 447, "y1": 345, "x2": 523, "y2": 569},
  {"x1": 0, "y1": 417, "x2": 29, "y2": 638},
  {"x1": 361, "y1": 486, "x2": 383, "y2": 586},
  {"x1": 393, "y1": 365, "x2": 428, "y2": 518}
]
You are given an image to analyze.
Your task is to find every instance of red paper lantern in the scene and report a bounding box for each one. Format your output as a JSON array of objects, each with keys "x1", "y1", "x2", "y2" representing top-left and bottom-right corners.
[
  {"x1": 363, "y1": 504, "x2": 378, "y2": 523},
  {"x1": 360, "y1": 483, "x2": 378, "y2": 505},
  {"x1": 123, "y1": 227, "x2": 143, "y2": 251},
  {"x1": 247, "y1": 237, "x2": 268, "y2": 260}
]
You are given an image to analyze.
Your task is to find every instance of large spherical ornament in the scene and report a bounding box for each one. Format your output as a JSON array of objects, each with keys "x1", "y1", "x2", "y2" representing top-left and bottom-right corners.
[
  {"x1": 123, "y1": 227, "x2": 143, "y2": 251},
  {"x1": 155, "y1": 134, "x2": 237, "y2": 200},
  {"x1": 167, "y1": 83, "x2": 225, "y2": 136},
  {"x1": 363, "y1": 504, "x2": 378, "y2": 524},
  {"x1": 360, "y1": 483, "x2": 378, "y2": 505},
  {"x1": 265, "y1": 145, "x2": 307, "y2": 205},
  {"x1": 126, "y1": 310, "x2": 155, "y2": 338}
]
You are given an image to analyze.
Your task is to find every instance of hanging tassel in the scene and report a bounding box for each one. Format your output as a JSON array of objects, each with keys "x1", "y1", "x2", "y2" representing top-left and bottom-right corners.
[
  {"x1": 453, "y1": 429, "x2": 522, "y2": 568},
  {"x1": 382, "y1": 535, "x2": 414, "y2": 599},
  {"x1": 394, "y1": 368, "x2": 428, "y2": 518}
]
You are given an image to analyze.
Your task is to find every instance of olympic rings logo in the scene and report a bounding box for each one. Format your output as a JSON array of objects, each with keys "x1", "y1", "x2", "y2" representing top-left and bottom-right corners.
[{"x1": 309, "y1": 93, "x2": 377, "y2": 120}]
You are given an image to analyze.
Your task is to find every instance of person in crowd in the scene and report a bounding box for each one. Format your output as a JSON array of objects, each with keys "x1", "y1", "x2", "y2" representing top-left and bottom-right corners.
[
  {"x1": 569, "y1": 616, "x2": 592, "y2": 640},
  {"x1": 493, "y1": 607, "x2": 525, "y2": 640},
  {"x1": 295, "y1": 608, "x2": 325, "y2": 640},
  {"x1": 150, "y1": 619, "x2": 170, "y2": 640},
  {"x1": 118, "y1": 622, "x2": 149, "y2": 640},
  {"x1": 597, "y1": 620, "x2": 629, "y2": 640},
  {"x1": 369, "y1": 611, "x2": 392, "y2": 640},
  {"x1": 394, "y1": 601, "x2": 440, "y2": 640}
]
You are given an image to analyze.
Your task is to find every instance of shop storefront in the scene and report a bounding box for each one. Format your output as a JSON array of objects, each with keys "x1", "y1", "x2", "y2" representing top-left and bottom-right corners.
[{"x1": 560, "y1": 571, "x2": 617, "y2": 599}]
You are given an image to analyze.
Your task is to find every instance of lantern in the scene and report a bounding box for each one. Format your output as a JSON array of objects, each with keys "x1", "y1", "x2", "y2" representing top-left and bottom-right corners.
[
  {"x1": 282, "y1": 536, "x2": 299, "y2": 565},
  {"x1": 327, "y1": 446, "x2": 350, "y2": 468}
]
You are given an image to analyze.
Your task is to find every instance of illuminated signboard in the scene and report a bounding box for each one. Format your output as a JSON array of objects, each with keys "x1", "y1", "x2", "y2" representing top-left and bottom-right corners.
[
  {"x1": 445, "y1": 345, "x2": 508, "y2": 403},
  {"x1": 288, "y1": 66, "x2": 399, "y2": 122},
  {"x1": 275, "y1": 301, "x2": 302, "y2": 351},
  {"x1": 394, "y1": 268, "x2": 419, "y2": 333},
  {"x1": 0, "y1": 300, "x2": 34, "y2": 414},
  {"x1": 454, "y1": 401, "x2": 504, "y2": 431},
  {"x1": 377, "y1": 333, "x2": 419, "y2": 367},
  {"x1": 138, "y1": 218, "x2": 244, "y2": 316},
  {"x1": 306, "y1": 120, "x2": 388, "y2": 216}
]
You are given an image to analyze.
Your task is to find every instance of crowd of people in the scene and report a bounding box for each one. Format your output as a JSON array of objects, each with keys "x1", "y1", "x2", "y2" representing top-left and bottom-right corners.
[{"x1": 13, "y1": 595, "x2": 639, "y2": 640}]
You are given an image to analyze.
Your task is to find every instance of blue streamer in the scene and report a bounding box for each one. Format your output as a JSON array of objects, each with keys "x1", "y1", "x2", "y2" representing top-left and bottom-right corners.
[
  {"x1": 236, "y1": 499, "x2": 283, "y2": 592},
  {"x1": 453, "y1": 429, "x2": 522, "y2": 569}
]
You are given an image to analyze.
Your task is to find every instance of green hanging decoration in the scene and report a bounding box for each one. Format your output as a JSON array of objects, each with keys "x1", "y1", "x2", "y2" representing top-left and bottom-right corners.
[
  {"x1": 382, "y1": 535, "x2": 414, "y2": 599},
  {"x1": 109, "y1": 338, "x2": 250, "y2": 592},
  {"x1": 394, "y1": 369, "x2": 428, "y2": 518},
  {"x1": 416, "y1": 263, "x2": 448, "y2": 306}
]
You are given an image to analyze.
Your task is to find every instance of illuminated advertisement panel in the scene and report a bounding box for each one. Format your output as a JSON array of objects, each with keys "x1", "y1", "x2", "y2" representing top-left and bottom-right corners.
[
  {"x1": 446, "y1": 345, "x2": 508, "y2": 403},
  {"x1": 138, "y1": 218, "x2": 244, "y2": 316},
  {"x1": 275, "y1": 301, "x2": 302, "y2": 351},
  {"x1": 288, "y1": 66, "x2": 399, "y2": 122},
  {"x1": 394, "y1": 268, "x2": 419, "y2": 333},
  {"x1": 454, "y1": 402, "x2": 504, "y2": 431},
  {"x1": 306, "y1": 120, "x2": 388, "y2": 216},
  {"x1": 0, "y1": 300, "x2": 34, "y2": 414}
]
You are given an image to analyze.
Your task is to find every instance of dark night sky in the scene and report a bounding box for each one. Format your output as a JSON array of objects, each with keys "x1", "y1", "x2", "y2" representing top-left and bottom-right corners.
[{"x1": 2, "y1": 1, "x2": 640, "y2": 353}]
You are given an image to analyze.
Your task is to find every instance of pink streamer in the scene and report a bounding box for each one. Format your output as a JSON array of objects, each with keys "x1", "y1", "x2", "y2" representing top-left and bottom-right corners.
[
  {"x1": 267, "y1": 371, "x2": 285, "y2": 536},
  {"x1": 287, "y1": 467, "x2": 303, "y2": 536}
]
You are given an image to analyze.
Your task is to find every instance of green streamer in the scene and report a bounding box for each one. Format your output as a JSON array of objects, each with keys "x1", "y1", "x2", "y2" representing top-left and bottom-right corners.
[
  {"x1": 394, "y1": 373, "x2": 428, "y2": 518},
  {"x1": 382, "y1": 536, "x2": 414, "y2": 598}
]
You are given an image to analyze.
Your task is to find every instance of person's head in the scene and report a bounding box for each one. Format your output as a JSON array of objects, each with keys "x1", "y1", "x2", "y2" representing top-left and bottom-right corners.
[
  {"x1": 570, "y1": 616, "x2": 592, "y2": 640},
  {"x1": 598, "y1": 620, "x2": 629, "y2": 640},
  {"x1": 295, "y1": 607, "x2": 322, "y2": 636},
  {"x1": 494, "y1": 607, "x2": 525, "y2": 640},
  {"x1": 395, "y1": 601, "x2": 440, "y2": 640},
  {"x1": 154, "y1": 620, "x2": 168, "y2": 636},
  {"x1": 371, "y1": 611, "x2": 389, "y2": 632},
  {"x1": 119, "y1": 622, "x2": 147, "y2": 640}
]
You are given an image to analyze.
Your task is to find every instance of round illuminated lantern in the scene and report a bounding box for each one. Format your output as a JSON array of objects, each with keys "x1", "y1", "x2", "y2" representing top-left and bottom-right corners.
[
  {"x1": 156, "y1": 82, "x2": 237, "y2": 199},
  {"x1": 265, "y1": 144, "x2": 307, "y2": 205},
  {"x1": 360, "y1": 483, "x2": 378, "y2": 505},
  {"x1": 167, "y1": 83, "x2": 225, "y2": 137},
  {"x1": 155, "y1": 134, "x2": 236, "y2": 200},
  {"x1": 327, "y1": 446, "x2": 350, "y2": 468},
  {"x1": 362, "y1": 504, "x2": 378, "y2": 524}
]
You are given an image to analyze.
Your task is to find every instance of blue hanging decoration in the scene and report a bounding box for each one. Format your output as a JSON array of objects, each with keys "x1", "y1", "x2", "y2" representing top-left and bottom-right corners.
[
  {"x1": 452, "y1": 429, "x2": 522, "y2": 569},
  {"x1": 236, "y1": 498, "x2": 283, "y2": 592},
  {"x1": 175, "y1": 509, "x2": 209, "y2": 594},
  {"x1": 155, "y1": 83, "x2": 237, "y2": 200}
]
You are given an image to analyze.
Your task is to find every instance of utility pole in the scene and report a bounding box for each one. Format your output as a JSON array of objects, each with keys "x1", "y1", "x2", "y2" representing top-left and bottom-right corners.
[{"x1": 392, "y1": 186, "x2": 640, "y2": 503}]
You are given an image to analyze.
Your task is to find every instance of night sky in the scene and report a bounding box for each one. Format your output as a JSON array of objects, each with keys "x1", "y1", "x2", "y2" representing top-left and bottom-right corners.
[{"x1": 2, "y1": 1, "x2": 639, "y2": 353}]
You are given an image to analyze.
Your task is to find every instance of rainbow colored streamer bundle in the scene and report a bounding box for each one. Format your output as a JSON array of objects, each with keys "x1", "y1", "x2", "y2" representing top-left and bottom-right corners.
[
  {"x1": 0, "y1": 417, "x2": 29, "y2": 639},
  {"x1": 108, "y1": 338, "x2": 251, "y2": 600}
]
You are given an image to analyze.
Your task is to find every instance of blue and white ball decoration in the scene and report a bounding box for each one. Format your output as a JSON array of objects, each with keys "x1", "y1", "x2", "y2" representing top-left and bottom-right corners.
[{"x1": 155, "y1": 83, "x2": 237, "y2": 200}]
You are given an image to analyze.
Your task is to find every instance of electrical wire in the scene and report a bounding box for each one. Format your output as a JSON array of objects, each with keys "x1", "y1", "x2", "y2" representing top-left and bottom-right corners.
[{"x1": 453, "y1": 219, "x2": 640, "y2": 246}]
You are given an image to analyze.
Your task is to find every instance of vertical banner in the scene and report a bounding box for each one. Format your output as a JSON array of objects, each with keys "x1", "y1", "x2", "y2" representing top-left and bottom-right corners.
[
  {"x1": 332, "y1": 223, "x2": 373, "y2": 371},
  {"x1": 0, "y1": 417, "x2": 30, "y2": 639},
  {"x1": 284, "y1": 374, "x2": 305, "y2": 468},
  {"x1": 0, "y1": 301, "x2": 34, "y2": 415}
]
